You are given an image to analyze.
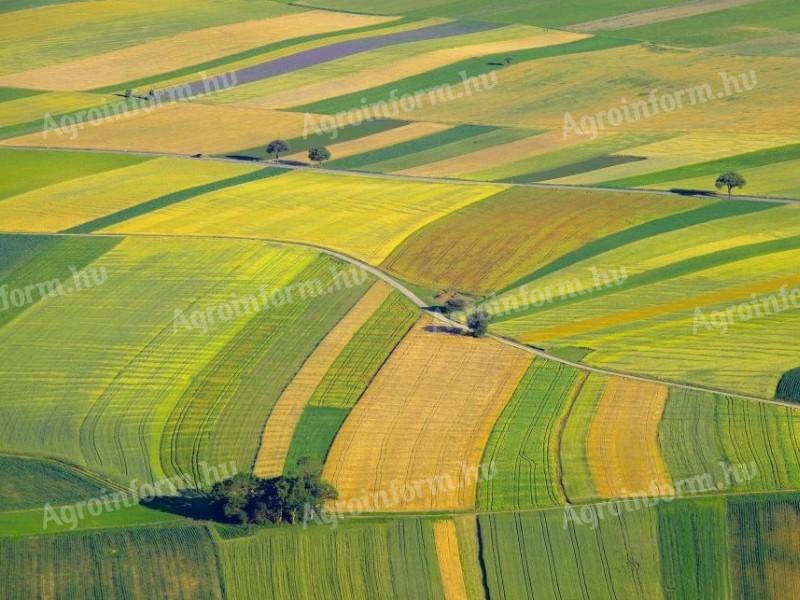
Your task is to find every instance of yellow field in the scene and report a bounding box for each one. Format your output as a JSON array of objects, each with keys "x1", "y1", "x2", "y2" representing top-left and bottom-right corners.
[
  {"x1": 2, "y1": 103, "x2": 311, "y2": 155},
  {"x1": 388, "y1": 44, "x2": 800, "y2": 135},
  {"x1": 106, "y1": 170, "x2": 505, "y2": 263},
  {"x1": 0, "y1": 0, "x2": 294, "y2": 75},
  {"x1": 323, "y1": 318, "x2": 530, "y2": 511},
  {"x1": 434, "y1": 520, "x2": 469, "y2": 600},
  {"x1": 0, "y1": 12, "x2": 392, "y2": 91},
  {"x1": 252, "y1": 282, "x2": 392, "y2": 477},
  {"x1": 403, "y1": 130, "x2": 589, "y2": 179},
  {"x1": 0, "y1": 92, "x2": 101, "y2": 128},
  {"x1": 232, "y1": 28, "x2": 586, "y2": 110},
  {"x1": 496, "y1": 204, "x2": 800, "y2": 302},
  {"x1": 152, "y1": 18, "x2": 450, "y2": 95},
  {"x1": 587, "y1": 378, "x2": 673, "y2": 498},
  {"x1": 283, "y1": 122, "x2": 451, "y2": 163},
  {"x1": 623, "y1": 132, "x2": 799, "y2": 161},
  {"x1": 0, "y1": 157, "x2": 259, "y2": 232}
]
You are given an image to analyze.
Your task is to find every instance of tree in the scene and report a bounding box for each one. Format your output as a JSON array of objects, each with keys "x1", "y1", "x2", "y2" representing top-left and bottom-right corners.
[
  {"x1": 715, "y1": 171, "x2": 746, "y2": 199},
  {"x1": 208, "y1": 461, "x2": 338, "y2": 526},
  {"x1": 308, "y1": 146, "x2": 331, "y2": 166},
  {"x1": 467, "y1": 309, "x2": 490, "y2": 337},
  {"x1": 266, "y1": 139, "x2": 289, "y2": 161}
]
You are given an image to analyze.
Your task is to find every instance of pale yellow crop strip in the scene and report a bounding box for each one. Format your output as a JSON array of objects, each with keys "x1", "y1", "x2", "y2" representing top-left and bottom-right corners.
[
  {"x1": 0, "y1": 11, "x2": 393, "y2": 91},
  {"x1": 0, "y1": 158, "x2": 259, "y2": 232},
  {"x1": 323, "y1": 317, "x2": 530, "y2": 511},
  {"x1": 433, "y1": 520, "x2": 469, "y2": 600},
  {"x1": 517, "y1": 272, "x2": 800, "y2": 345},
  {"x1": 3, "y1": 103, "x2": 311, "y2": 155},
  {"x1": 252, "y1": 281, "x2": 392, "y2": 477},
  {"x1": 587, "y1": 378, "x2": 673, "y2": 498}
]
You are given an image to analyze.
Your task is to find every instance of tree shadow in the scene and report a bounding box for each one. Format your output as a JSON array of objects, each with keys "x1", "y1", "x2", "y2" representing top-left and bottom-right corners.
[
  {"x1": 141, "y1": 491, "x2": 215, "y2": 521},
  {"x1": 424, "y1": 324, "x2": 469, "y2": 336},
  {"x1": 669, "y1": 188, "x2": 717, "y2": 197}
]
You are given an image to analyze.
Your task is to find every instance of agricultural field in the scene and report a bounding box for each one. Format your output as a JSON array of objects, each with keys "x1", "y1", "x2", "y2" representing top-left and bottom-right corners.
[{"x1": 3, "y1": 0, "x2": 800, "y2": 597}]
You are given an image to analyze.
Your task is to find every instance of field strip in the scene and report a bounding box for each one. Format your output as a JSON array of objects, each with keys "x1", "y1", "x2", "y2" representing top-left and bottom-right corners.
[
  {"x1": 4, "y1": 228, "x2": 800, "y2": 409},
  {"x1": 252, "y1": 281, "x2": 392, "y2": 477},
  {"x1": 245, "y1": 29, "x2": 587, "y2": 109},
  {"x1": 0, "y1": 144, "x2": 796, "y2": 205},
  {"x1": 511, "y1": 271, "x2": 800, "y2": 343},
  {"x1": 0, "y1": 11, "x2": 394, "y2": 91},
  {"x1": 587, "y1": 378, "x2": 674, "y2": 498},
  {"x1": 567, "y1": 0, "x2": 762, "y2": 32},
  {"x1": 433, "y1": 520, "x2": 469, "y2": 600},
  {"x1": 323, "y1": 317, "x2": 530, "y2": 511},
  {"x1": 159, "y1": 20, "x2": 502, "y2": 100},
  {"x1": 281, "y1": 122, "x2": 452, "y2": 162}
]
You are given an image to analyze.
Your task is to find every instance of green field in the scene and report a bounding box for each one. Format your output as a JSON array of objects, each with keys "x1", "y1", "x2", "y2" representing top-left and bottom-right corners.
[{"x1": 2, "y1": 0, "x2": 800, "y2": 596}]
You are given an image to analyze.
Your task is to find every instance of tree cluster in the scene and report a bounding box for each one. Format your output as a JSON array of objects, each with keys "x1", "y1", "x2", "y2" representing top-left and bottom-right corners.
[{"x1": 209, "y1": 462, "x2": 337, "y2": 525}]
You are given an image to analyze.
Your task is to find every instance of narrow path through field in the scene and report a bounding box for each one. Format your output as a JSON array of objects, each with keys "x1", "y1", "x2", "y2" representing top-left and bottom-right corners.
[{"x1": 3, "y1": 144, "x2": 797, "y2": 205}]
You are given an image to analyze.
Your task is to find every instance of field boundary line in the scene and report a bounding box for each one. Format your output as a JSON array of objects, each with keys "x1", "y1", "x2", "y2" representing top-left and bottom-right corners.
[
  {"x1": 1, "y1": 144, "x2": 797, "y2": 205},
  {"x1": 3, "y1": 229, "x2": 796, "y2": 411}
]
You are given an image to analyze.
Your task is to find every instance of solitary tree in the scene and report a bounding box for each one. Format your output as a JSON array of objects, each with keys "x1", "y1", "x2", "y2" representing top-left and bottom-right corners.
[
  {"x1": 467, "y1": 309, "x2": 490, "y2": 338},
  {"x1": 715, "y1": 171, "x2": 746, "y2": 199},
  {"x1": 308, "y1": 146, "x2": 331, "y2": 166},
  {"x1": 266, "y1": 139, "x2": 289, "y2": 161}
]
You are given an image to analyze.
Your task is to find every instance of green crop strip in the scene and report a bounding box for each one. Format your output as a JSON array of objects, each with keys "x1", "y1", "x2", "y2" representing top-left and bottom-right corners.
[
  {"x1": 89, "y1": 17, "x2": 419, "y2": 94},
  {"x1": 494, "y1": 233, "x2": 800, "y2": 322},
  {"x1": 327, "y1": 125, "x2": 495, "y2": 170},
  {"x1": 64, "y1": 167, "x2": 283, "y2": 233},
  {"x1": 601, "y1": 142, "x2": 800, "y2": 189},
  {"x1": 294, "y1": 36, "x2": 635, "y2": 115},
  {"x1": 498, "y1": 200, "x2": 776, "y2": 294}
]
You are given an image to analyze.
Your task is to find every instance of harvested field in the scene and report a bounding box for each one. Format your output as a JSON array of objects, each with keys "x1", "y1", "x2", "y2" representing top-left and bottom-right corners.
[
  {"x1": 3, "y1": 103, "x2": 312, "y2": 155},
  {"x1": 323, "y1": 318, "x2": 530, "y2": 511},
  {"x1": 252, "y1": 282, "x2": 391, "y2": 477},
  {"x1": 587, "y1": 378, "x2": 673, "y2": 498}
]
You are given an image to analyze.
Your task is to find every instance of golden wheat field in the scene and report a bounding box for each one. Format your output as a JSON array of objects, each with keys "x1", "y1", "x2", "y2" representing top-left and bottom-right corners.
[{"x1": 323, "y1": 318, "x2": 530, "y2": 511}]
